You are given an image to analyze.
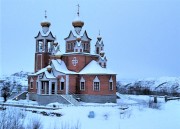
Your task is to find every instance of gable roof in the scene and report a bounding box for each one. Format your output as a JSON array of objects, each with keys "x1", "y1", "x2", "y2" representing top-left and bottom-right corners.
[
  {"x1": 79, "y1": 60, "x2": 116, "y2": 75},
  {"x1": 35, "y1": 31, "x2": 55, "y2": 38},
  {"x1": 51, "y1": 59, "x2": 76, "y2": 74}
]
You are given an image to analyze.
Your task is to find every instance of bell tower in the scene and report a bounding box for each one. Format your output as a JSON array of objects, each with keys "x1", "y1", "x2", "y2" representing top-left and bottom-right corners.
[
  {"x1": 95, "y1": 32, "x2": 107, "y2": 68},
  {"x1": 34, "y1": 11, "x2": 55, "y2": 72},
  {"x1": 64, "y1": 4, "x2": 91, "y2": 53},
  {"x1": 95, "y1": 31, "x2": 104, "y2": 55}
]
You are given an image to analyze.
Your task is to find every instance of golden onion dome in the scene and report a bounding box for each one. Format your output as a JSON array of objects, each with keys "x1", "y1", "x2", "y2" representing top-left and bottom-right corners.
[
  {"x1": 100, "y1": 51, "x2": 105, "y2": 57},
  {"x1": 76, "y1": 36, "x2": 81, "y2": 41},
  {"x1": 97, "y1": 36, "x2": 102, "y2": 41},
  {"x1": 41, "y1": 11, "x2": 51, "y2": 27},
  {"x1": 47, "y1": 65, "x2": 52, "y2": 73},
  {"x1": 53, "y1": 42, "x2": 58, "y2": 47},
  {"x1": 41, "y1": 21, "x2": 51, "y2": 27},
  {"x1": 54, "y1": 51, "x2": 62, "y2": 58},
  {"x1": 72, "y1": 17, "x2": 84, "y2": 28}
]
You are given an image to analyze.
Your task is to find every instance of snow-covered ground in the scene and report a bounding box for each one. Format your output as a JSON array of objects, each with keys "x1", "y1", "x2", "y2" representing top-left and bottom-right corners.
[{"x1": 1, "y1": 95, "x2": 180, "y2": 129}]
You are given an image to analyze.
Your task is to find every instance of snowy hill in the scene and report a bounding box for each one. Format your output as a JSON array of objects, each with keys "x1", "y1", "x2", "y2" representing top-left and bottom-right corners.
[
  {"x1": 118, "y1": 77, "x2": 180, "y2": 94},
  {"x1": 0, "y1": 71, "x2": 29, "y2": 93}
]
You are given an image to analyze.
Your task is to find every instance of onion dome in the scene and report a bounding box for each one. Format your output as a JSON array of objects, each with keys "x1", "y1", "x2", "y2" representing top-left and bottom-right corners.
[
  {"x1": 97, "y1": 36, "x2": 102, "y2": 41},
  {"x1": 97, "y1": 30, "x2": 102, "y2": 41},
  {"x1": 76, "y1": 36, "x2": 81, "y2": 41},
  {"x1": 53, "y1": 42, "x2": 58, "y2": 47},
  {"x1": 72, "y1": 4, "x2": 84, "y2": 28},
  {"x1": 41, "y1": 10, "x2": 51, "y2": 27},
  {"x1": 47, "y1": 65, "x2": 52, "y2": 73},
  {"x1": 72, "y1": 17, "x2": 84, "y2": 28},
  {"x1": 100, "y1": 51, "x2": 105, "y2": 57},
  {"x1": 54, "y1": 50, "x2": 62, "y2": 58}
]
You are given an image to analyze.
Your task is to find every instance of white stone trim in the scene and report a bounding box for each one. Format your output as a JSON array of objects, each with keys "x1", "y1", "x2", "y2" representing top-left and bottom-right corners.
[
  {"x1": 66, "y1": 75, "x2": 69, "y2": 94},
  {"x1": 80, "y1": 77, "x2": 85, "y2": 91},
  {"x1": 93, "y1": 76, "x2": 100, "y2": 91}
]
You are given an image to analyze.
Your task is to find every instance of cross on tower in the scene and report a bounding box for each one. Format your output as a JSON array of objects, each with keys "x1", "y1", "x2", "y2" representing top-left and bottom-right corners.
[
  {"x1": 72, "y1": 57, "x2": 78, "y2": 66},
  {"x1": 77, "y1": 4, "x2": 80, "y2": 16},
  {"x1": 45, "y1": 10, "x2": 47, "y2": 19}
]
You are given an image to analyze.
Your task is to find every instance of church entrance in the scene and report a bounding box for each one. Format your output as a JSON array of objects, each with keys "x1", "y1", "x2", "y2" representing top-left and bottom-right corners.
[{"x1": 52, "y1": 82, "x2": 55, "y2": 94}]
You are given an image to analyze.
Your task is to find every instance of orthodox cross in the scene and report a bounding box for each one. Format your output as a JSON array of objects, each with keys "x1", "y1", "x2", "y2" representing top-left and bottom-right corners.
[
  {"x1": 45, "y1": 10, "x2": 47, "y2": 19},
  {"x1": 72, "y1": 57, "x2": 78, "y2": 66},
  {"x1": 77, "y1": 4, "x2": 80, "y2": 16}
]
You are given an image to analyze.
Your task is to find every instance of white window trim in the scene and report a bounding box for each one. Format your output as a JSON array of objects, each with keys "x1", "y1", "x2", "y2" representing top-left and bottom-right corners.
[
  {"x1": 80, "y1": 77, "x2": 85, "y2": 91},
  {"x1": 30, "y1": 77, "x2": 34, "y2": 89},
  {"x1": 93, "y1": 76, "x2": 100, "y2": 91}
]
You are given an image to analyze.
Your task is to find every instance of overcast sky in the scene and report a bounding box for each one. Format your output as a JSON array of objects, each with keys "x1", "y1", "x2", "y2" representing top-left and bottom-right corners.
[{"x1": 1, "y1": 0, "x2": 180, "y2": 80}]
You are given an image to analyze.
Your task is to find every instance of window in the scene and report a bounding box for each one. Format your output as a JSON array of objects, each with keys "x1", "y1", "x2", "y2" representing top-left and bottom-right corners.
[
  {"x1": 60, "y1": 82, "x2": 64, "y2": 90},
  {"x1": 109, "y1": 82, "x2": 113, "y2": 90},
  {"x1": 109, "y1": 77, "x2": 113, "y2": 91},
  {"x1": 84, "y1": 43, "x2": 86, "y2": 50},
  {"x1": 94, "y1": 82, "x2": 100, "y2": 91},
  {"x1": 80, "y1": 82, "x2": 85, "y2": 90},
  {"x1": 96, "y1": 47, "x2": 99, "y2": 54},
  {"x1": 93, "y1": 76, "x2": 100, "y2": 91},
  {"x1": 30, "y1": 82, "x2": 33, "y2": 89},
  {"x1": 60, "y1": 77, "x2": 65, "y2": 91},
  {"x1": 80, "y1": 77, "x2": 85, "y2": 91},
  {"x1": 68, "y1": 43, "x2": 70, "y2": 50}
]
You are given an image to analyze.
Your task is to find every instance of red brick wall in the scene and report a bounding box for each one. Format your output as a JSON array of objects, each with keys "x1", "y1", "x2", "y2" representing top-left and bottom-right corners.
[
  {"x1": 34, "y1": 53, "x2": 50, "y2": 72},
  {"x1": 57, "y1": 75, "x2": 66, "y2": 94},
  {"x1": 28, "y1": 76, "x2": 38, "y2": 93},
  {"x1": 77, "y1": 75, "x2": 116, "y2": 95}
]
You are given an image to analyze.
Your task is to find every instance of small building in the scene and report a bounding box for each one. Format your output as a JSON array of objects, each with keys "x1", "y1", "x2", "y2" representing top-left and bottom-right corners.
[{"x1": 28, "y1": 9, "x2": 117, "y2": 105}]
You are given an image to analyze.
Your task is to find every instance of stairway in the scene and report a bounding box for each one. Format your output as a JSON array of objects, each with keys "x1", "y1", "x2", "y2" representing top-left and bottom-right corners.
[
  {"x1": 10, "y1": 91, "x2": 28, "y2": 100},
  {"x1": 61, "y1": 95, "x2": 79, "y2": 106}
]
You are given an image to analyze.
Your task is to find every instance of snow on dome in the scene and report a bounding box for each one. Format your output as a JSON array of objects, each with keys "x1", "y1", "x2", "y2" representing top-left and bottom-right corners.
[
  {"x1": 72, "y1": 16, "x2": 84, "y2": 27},
  {"x1": 79, "y1": 60, "x2": 116, "y2": 75},
  {"x1": 55, "y1": 50, "x2": 62, "y2": 58},
  {"x1": 47, "y1": 65, "x2": 51, "y2": 69}
]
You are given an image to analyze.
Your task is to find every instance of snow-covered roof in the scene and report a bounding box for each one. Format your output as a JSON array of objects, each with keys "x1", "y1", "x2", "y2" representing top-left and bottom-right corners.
[
  {"x1": 40, "y1": 30, "x2": 51, "y2": 37},
  {"x1": 51, "y1": 59, "x2": 76, "y2": 74},
  {"x1": 55, "y1": 50, "x2": 62, "y2": 56},
  {"x1": 79, "y1": 60, "x2": 116, "y2": 75},
  {"x1": 44, "y1": 71, "x2": 56, "y2": 79},
  {"x1": 62, "y1": 52, "x2": 99, "y2": 57},
  {"x1": 28, "y1": 67, "x2": 47, "y2": 76}
]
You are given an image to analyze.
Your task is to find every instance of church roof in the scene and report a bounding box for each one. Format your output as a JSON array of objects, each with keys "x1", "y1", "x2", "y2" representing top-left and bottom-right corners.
[
  {"x1": 51, "y1": 59, "x2": 76, "y2": 74},
  {"x1": 28, "y1": 67, "x2": 47, "y2": 76},
  {"x1": 64, "y1": 30, "x2": 91, "y2": 41},
  {"x1": 35, "y1": 31, "x2": 55, "y2": 38},
  {"x1": 44, "y1": 71, "x2": 56, "y2": 79},
  {"x1": 79, "y1": 60, "x2": 116, "y2": 75}
]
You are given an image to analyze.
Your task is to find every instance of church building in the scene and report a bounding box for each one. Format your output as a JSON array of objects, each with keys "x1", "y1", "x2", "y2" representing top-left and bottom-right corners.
[{"x1": 28, "y1": 8, "x2": 117, "y2": 105}]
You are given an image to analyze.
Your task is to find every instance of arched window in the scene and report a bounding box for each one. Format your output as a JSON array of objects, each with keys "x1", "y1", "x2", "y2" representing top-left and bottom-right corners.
[
  {"x1": 109, "y1": 76, "x2": 113, "y2": 90},
  {"x1": 80, "y1": 77, "x2": 85, "y2": 90},
  {"x1": 93, "y1": 76, "x2": 100, "y2": 91},
  {"x1": 60, "y1": 77, "x2": 65, "y2": 90},
  {"x1": 96, "y1": 47, "x2": 99, "y2": 54},
  {"x1": 30, "y1": 78, "x2": 34, "y2": 89}
]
